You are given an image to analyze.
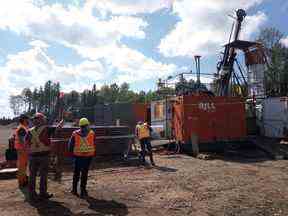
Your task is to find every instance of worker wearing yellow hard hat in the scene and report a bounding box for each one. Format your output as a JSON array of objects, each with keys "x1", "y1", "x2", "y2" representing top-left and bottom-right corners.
[
  {"x1": 135, "y1": 121, "x2": 155, "y2": 166},
  {"x1": 79, "y1": 118, "x2": 90, "y2": 127},
  {"x1": 69, "y1": 117, "x2": 96, "y2": 198}
]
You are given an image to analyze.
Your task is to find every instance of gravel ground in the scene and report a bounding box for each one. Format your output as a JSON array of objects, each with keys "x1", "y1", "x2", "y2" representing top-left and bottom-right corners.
[{"x1": 1, "y1": 149, "x2": 288, "y2": 216}]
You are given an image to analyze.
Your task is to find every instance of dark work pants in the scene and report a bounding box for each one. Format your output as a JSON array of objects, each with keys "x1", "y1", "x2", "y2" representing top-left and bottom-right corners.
[
  {"x1": 72, "y1": 157, "x2": 92, "y2": 192},
  {"x1": 29, "y1": 154, "x2": 49, "y2": 195},
  {"x1": 139, "y1": 138, "x2": 154, "y2": 164}
]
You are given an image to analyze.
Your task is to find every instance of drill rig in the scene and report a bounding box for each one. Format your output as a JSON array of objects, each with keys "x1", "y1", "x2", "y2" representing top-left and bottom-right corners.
[{"x1": 215, "y1": 9, "x2": 262, "y2": 97}]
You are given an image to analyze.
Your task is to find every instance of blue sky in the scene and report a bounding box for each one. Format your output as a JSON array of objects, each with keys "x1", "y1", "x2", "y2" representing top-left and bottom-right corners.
[{"x1": 0, "y1": 0, "x2": 287, "y2": 117}]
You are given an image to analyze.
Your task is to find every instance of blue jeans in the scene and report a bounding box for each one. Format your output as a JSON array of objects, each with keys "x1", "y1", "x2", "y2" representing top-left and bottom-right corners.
[
  {"x1": 72, "y1": 157, "x2": 92, "y2": 192},
  {"x1": 139, "y1": 138, "x2": 154, "y2": 164}
]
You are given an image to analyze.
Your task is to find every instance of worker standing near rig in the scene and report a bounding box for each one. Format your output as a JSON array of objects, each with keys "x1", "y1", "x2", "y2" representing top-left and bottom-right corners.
[
  {"x1": 14, "y1": 114, "x2": 30, "y2": 188},
  {"x1": 136, "y1": 121, "x2": 155, "y2": 166},
  {"x1": 25, "y1": 112, "x2": 63, "y2": 201},
  {"x1": 69, "y1": 118, "x2": 96, "y2": 198}
]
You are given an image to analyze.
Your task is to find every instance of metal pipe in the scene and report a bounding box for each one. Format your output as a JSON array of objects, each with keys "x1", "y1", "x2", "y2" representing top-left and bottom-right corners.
[{"x1": 194, "y1": 55, "x2": 201, "y2": 87}]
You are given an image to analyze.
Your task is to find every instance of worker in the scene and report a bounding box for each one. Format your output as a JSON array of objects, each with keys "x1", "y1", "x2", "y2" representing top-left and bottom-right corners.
[
  {"x1": 5, "y1": 134, "x2": 18, "y2": 168},
  {"x1": 135, "y1": 121, "x2": 143, "y2": 135},
  {"x1": 135, "y1": 121, "x2": 143, "y2": 158},
  {"x1": 25, "y1": 112, "x2": 63, "y2": 201},
  {"x1": 14, "y1": 114, "x2": 30, "y2": 188},
  {"x1": 69, "y1": 118, "x2": 96, "y2": 198},
  {"x1": 136, "y1": 121, "x2": 155, "y2": 166}
]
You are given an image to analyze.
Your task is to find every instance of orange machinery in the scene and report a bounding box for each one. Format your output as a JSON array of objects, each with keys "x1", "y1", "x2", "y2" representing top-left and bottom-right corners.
[{"x1": 172, "y1": 95, "x2": 247, "y2": 152}]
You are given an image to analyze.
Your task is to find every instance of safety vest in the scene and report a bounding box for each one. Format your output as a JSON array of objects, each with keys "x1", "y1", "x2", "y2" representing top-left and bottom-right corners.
[
  {"x1": 137, "y1": 125, "x2": 150, "y2": 139},
  {"x1": 29, "y1": 126, "x2": 50, "y2": 154},
  {"x1": 73, "y1": 130, "x2": 95, "y2": 157},
  {"x1": 14, "y1": 124, "x2": 28, "y2": 150}
]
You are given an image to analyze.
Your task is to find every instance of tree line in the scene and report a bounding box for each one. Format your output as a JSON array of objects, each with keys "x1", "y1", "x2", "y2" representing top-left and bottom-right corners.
[
  {"x1": 257, "y1": 28, "x2": 288, "y2": 96},
  {"x1": 9, "y1": 81, "x2": 161, "y2": 117},
  {"x1": 0, "y1": 117, "x2": 14, "y2": 125}
]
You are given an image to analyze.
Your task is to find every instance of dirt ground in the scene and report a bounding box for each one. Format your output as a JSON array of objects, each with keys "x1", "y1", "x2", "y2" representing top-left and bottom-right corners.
[{"x1": 1, "y1": 147, "x2": 288, "y2": 216}]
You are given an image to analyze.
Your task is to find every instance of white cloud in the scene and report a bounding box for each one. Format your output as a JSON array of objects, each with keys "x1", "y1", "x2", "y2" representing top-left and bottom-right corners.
[
  {"x1": 0, "y1": 0, "x2": 176, "y2": 81},
  {"x1": 29, "y1": 40, "x2": 49, "y2": 48},
  {"x1": 0, "y1": 45, "x2": 109, "y2": 117},
  {"x1": 85, "y1": 0, "x2": 173, "y2": 16},
  {"x1": 0, "y1": 42, "x2": 177, "y2": 116},
  {"x1": 280, "y1": 36, "x2": 288, "y2": 48},
  {"x1": 242, "y1": 12, "x2": 267, "y2": 40},
  {"x1": 0, "y1": 0, "x2": 178, "y2": 78},
  {"x1": 0, "y1": 1, "x2": 147, "y2": 47},
  {"x1": 109, "y1": 45, "x2": 178, "y2": 83},
  {"x1": 5, "y1": 46, "x2": 107, "y2": 90},
  {"x1": 159, "y1": 0, "x2": 267, "y2": 57}
]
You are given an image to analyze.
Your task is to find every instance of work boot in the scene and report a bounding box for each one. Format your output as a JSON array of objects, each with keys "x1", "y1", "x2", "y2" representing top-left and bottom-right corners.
[
  {"x1": 71, "y1": 188, "x2": 78, "y2": 196},
  {"x1": 149, "y1": 154, "x2": 155, "y2": 166},
  {"x1": 29, "y1": 192, "x2": 39, "y2": 201},
  {"x1": 39, "y1": 193, "x2": 53, "y2": 200},
  {"x1": 141, "y1": 159, "x2": 146, "y2": 166},
  {"x1": 80, "y1": 189, "x2": 88, "y2": 198}
]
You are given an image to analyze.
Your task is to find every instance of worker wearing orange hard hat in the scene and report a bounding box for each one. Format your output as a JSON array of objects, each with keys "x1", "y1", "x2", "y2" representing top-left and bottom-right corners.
[
  {"x1": 25, "y1": 112, "x2": 63, "y2": 201},
  {"x1": 69, "y1": 118, "x2": 96, "y2": 198},
  {"x1": 14, "y1": 114, "x2": 30, "y2": 188},
  {"x1": 136, "y1": 121, "x2": 155, "y2": 166}
]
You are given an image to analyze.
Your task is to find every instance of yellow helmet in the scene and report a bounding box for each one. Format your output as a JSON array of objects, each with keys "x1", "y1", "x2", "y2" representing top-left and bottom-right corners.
[{"x1": 79, "y1": 118, "x2": 90, "y2": 127}]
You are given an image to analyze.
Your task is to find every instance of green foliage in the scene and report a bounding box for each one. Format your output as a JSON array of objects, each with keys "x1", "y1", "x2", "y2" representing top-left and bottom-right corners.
[
  {"x1": 257, "y1": 27, "x2": 288, "y2": 96},
  {"x1": 9, "y1": 81, "x2": 160, "y2": 117}
]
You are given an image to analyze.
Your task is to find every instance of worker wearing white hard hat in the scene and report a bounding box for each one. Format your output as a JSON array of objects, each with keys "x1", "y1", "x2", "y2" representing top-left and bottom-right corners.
[{"x1": 25, "y1": 112, "x2": 64, "y2": 201}]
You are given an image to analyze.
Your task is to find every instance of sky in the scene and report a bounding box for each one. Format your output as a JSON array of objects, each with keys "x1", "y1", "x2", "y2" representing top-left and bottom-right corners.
[{"x1": 0, "y1": 0, "x2": 287, "y2": 117}]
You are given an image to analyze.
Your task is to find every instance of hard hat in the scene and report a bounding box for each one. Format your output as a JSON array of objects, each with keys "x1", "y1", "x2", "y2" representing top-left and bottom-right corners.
[
  {"x1": 79, "y1": 118, "x2": 90, "y2": 127},
  {"x1": 33, "y1": 112, "x2": 46, "y2": 120}
]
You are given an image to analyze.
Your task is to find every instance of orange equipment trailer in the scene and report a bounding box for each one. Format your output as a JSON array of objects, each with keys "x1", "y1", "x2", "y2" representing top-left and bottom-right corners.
[{"x1": 172, "y1": 95, "x2": 247, "y2": 152}]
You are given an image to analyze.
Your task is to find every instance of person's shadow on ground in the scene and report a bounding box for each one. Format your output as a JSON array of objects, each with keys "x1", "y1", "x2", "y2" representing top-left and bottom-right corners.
[
  {"x1": 20, "y1": 187, "x2": 128, "y2": 215},
  {"x1": 20, "y1": 188, "x2": 73, "y2": 216},
  {"x1": 154, "y1": 166, "x2": 177, "y2": 173},
  {"x1": 84, "y1": 196, "x2": 128, "y2": 216},
  {"x1": 28, "y1": 198, "x2": 73, "y2": 216}
]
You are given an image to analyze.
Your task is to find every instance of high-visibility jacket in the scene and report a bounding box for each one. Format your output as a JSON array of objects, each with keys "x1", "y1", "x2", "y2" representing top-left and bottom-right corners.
[
  {"x1": 137, "y1": 125, "x2": 150, "y2": 139},
  {"x1": 14, "y1": 124, "x2": 28, "y2": 150},
  {"x1": 29, "y1": 126, "x2": 51, "y2": 154},
  {"x1": 73, "y1": 129, "x2": 95, "y2": 157}
]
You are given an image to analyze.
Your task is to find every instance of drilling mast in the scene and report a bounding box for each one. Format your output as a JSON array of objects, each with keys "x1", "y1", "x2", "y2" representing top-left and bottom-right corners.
[{"x1": 216, "y1": 9, "x2": 247, "y2": 96}]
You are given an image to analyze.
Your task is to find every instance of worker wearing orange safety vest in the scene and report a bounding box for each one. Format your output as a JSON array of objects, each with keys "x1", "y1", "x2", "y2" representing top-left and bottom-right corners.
[
  {"x1": 69, "y1": 118, "x2": 96, "y2": 198},
  {"x1": 136, "y1": 122, "x2": 155, "y2": 166},
  {"x1": 14, "y1": 114, "x2": 30, "y2": 188},
  {"x1": 25, "y1": 112, "x2": 63, "y2": 201}
]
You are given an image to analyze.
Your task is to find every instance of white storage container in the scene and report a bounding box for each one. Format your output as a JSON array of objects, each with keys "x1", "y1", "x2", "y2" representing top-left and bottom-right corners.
[
  {"x1": 247, "y1": 64, "x2": 265, "y2": 98},
  {"x1": 262, "y1": 97, "x2": 288, "y2": 138}
]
